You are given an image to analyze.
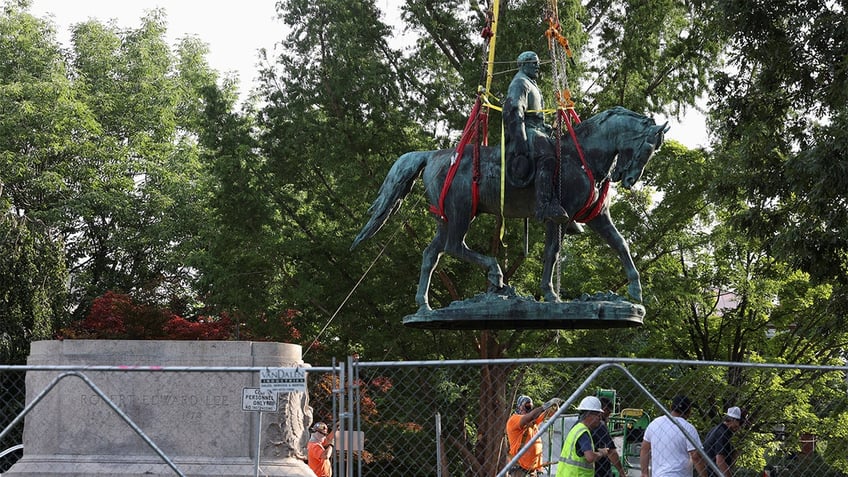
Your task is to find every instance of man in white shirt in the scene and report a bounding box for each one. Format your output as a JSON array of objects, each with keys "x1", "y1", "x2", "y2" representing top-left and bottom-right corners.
[{"x1": 640, "y1": 395, "x2": 707, "y2": 477}]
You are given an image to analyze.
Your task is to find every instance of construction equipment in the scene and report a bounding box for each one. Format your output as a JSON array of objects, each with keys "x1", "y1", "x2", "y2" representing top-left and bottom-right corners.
[
  {"x1": 608, "y1": 407, "x2": 650, "y2": 476},
  {"x1": 597, "y1": 389, "x2": 650, "y2": 477}
]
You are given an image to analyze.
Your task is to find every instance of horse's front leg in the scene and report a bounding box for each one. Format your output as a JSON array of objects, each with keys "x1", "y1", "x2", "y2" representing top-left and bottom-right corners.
[
  {"x1": 540, "y1": 221, "x2": 564, "y2": 302},
  {"x1": 586, "y1": 213, "x2": 643, "y2": 303},
  {"x1": 417, "y1": 227, "x2": 447, "y2": 312}
]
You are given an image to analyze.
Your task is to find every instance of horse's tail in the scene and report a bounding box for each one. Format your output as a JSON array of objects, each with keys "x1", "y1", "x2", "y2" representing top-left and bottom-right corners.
[{"x1": 350, "y1": 151, "x2": 429, "y2": 250}]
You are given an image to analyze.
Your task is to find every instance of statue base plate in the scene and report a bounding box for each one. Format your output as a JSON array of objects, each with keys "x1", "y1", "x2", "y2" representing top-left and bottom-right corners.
[{"x1": 403, "y1": 292, "x2": 644, "y2": 330}]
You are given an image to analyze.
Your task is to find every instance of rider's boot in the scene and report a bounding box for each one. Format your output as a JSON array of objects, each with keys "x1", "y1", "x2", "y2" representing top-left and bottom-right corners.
[
  {"x1": 534, "y1": 161, "x2": 584, "y2": 234},
  {"x1": 534, "y1": 163, "x2": 568, "y2": 224}
]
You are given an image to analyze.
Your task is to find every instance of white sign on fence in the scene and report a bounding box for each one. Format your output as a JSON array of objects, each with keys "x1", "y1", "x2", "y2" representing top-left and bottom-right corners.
[
  {"x1": 259, "y1": 367, "x2": 307, "y2": 394},
  {"x1": 242, "y1": 388, "x2": 278, "y2": 412},
  {"x1": 334, "y1": 431, "x2": 365, "y2": 452}
]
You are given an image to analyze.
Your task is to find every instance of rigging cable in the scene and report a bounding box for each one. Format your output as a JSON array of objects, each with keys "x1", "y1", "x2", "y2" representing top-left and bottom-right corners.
[{"x1": 304, "y1": 198, "x2": 422, "y2": 358}]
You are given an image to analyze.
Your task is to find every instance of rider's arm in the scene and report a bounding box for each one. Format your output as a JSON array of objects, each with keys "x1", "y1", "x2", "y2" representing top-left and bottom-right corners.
[{"x1": 504, "y1": 81, "x2": 531, "y2": 153}]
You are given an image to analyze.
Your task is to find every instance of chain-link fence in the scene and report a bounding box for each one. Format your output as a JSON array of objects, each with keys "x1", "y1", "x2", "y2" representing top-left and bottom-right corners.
[
  {"x1": 2, "y1": 357, "x2": 847, "y2": 477},
  {"x1": 349, "y1": 358, "x2": 848, "y2": 477},
  {"x1": 0, "y1": 364, "x2": 342, "y2": 476},
  {"x1": 0, "y1": 370, "x2": 24, "y2": 472}
]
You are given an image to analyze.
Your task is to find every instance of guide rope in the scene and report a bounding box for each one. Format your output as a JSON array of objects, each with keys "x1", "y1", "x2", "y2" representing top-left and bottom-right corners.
[{"x1": 305, "y1": 198, "x2": 422, "y2": 358}]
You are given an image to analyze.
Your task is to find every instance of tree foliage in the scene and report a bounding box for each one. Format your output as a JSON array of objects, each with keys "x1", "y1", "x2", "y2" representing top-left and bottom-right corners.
[
  {"x1": 708, "y1": 0, "x2": 848, "y2": 288},
  {"x1": 0, "y1": 213, "x2": 67, "y2": 363},
  {"x1": 3, "y1": 0, "x2": 848, "y2": 472},
  {"x1": 1, "y1": 1, "x2": 222, "y2": 357},
  {"x1": 59, "y1": 290, "x2": 234, "y2": 340}
]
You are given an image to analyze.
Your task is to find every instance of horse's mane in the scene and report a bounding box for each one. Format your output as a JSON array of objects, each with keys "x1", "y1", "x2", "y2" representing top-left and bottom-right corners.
[
  {"x1": 593, "y1": 106, "x2": 655, "y2": 126},
  {"x1": 573, "y1": 106, "x2": 655, "y2": 138}
]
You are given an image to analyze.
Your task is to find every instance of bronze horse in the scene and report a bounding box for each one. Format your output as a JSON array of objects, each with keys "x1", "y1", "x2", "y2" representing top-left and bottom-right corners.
[{"x1": 351, "y1": 106, "x2": 669, "y2": 312}]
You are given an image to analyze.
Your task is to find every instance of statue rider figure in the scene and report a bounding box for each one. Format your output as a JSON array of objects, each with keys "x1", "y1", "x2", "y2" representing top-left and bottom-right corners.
[{"x1": 504, "y1": 51, "x2": 579, "y2": 231}]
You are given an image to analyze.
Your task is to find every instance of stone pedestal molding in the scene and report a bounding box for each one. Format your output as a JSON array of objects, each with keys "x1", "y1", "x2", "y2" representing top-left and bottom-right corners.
[{"x1": 4, "y1": 340, "x2": 315, "y2": 476}]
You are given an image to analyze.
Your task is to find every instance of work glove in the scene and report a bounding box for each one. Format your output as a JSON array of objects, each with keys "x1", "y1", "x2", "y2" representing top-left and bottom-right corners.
[{"x1": 543, "y1": 397, "x2": 563, "y2": 411}]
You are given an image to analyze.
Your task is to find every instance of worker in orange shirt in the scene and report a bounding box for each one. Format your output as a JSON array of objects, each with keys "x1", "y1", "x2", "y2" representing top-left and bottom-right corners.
[
  {"x1": 506, "y1": 394, "x2": 563, "y2": 476},
  {"x1": 307, "y1": 422, "x2": 334, "y2": 477}
]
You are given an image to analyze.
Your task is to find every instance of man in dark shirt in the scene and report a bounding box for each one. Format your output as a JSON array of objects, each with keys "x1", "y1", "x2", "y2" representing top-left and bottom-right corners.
[
  {"x1": 591, "y1": 397, "x2": 627, "y2": 477},
  {"x1": 703, "y1": 406, "x2": 743, "y2": 477}
]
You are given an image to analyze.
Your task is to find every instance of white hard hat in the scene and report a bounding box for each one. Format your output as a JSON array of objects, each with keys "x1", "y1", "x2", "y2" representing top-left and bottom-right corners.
[
  {"x1": 576, "y1": 396, "x2": 603, "y2": 412},
  {"x1": 726, "y1": 406, "x2": 742, "y2": 420}
]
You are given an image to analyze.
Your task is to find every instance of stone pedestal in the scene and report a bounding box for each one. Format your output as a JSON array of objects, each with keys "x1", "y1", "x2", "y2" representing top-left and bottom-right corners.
[{"x1": 4, "y1": 340, "x2": 315, "y2": 476}]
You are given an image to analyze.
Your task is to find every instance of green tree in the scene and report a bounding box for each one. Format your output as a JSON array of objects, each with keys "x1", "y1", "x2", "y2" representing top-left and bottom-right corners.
[
  {"x1": 586, "y1": 0, "x2": 724, "y2": 113},
  {"x1": 1, "y1": 0, "x2": 80, "y2": 359},
  {"x1": 699, "y1": 3, "x2": 848, "y2": 467},
  {"x1": 63, "y1": 11, "x2": 217, "y2": 318},
  {"x1": 708, "y1": 0, "x2": 848, "y2": 297},
  {"x1": 254, "y1": 0, "x2": 435, "y2": 359},
  {"x1": 1, "y1": 3, "x2": 224, "y2": 361},
  {"x1": 190, "y1": 82, "x2": 282, "y2": 333},
  {"x1": 0, "y1": 213, "x2": 67, "y2": 363}
]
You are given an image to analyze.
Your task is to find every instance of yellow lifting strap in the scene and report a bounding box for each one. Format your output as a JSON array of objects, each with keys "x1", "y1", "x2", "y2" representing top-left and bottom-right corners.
[
  {"x1": 484, "y1": 0, "x2": 501, "y2": 97},
  {"x1": 481, "y1": 0, "x2": 508, "y2": 243}
]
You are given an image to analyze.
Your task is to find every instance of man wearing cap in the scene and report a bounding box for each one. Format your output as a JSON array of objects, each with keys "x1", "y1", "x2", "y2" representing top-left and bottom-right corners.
[
  {"x1": 640, "y1": 395, "x2": 707, "y2": 477},
  {"x1": 703, "y1": 407, "x2": 743, "y2": 477},
  {"x1": 506, "y1": 394, "x2": 563, "y2": 476},
  {"x1": 555, "y1": 396, "x2": 610, "y2": 477}
]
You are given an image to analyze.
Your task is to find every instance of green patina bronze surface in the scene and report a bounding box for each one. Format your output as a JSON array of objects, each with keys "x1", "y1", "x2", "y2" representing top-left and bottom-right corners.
[
  {"x1": 403, "y1": 292, "x2": 644, "y2": 330},
  {"x1": 352, "y1": 107, "x2": 668, "y2": 315}
]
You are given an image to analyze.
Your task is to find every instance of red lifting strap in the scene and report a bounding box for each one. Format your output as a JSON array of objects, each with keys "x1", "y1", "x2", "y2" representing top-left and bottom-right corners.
[
  {"x1": 560, "y1": 108, "x2": 605, "y2": 223},
  {"x1": 430, "y1": 96, "x2": 486, "y2": 221}
]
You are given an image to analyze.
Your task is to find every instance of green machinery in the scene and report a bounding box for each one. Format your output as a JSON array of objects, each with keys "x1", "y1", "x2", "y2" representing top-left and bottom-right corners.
[{"x1": 597, "y1": 389, "x2": 651, "y2": 477}]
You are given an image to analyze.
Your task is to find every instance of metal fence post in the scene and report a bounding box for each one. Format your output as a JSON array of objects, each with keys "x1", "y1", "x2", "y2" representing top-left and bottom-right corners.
[
  {"x1": 435, "y1": 412, "x2": 443, "y2": 477},
  {"x1": 253, "y1": 412, "x2": 262, "y2": 477},
  {"x1": 346, "y1": 355, "x2": 355, "y2": 477}
]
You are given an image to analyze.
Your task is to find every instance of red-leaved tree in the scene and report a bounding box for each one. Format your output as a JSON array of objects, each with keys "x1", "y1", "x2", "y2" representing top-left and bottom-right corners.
[
  {"x1": 59, "y1": 291, "x2": 233, "y2": 340},
  {"x1": 57, "y1": 291, "x2": 308, "y2": 344}
]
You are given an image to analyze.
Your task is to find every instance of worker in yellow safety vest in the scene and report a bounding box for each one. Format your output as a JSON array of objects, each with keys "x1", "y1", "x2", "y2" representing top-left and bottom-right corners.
[{"x1": 556, "y1": 396, "x2": 610, "y2": 477}]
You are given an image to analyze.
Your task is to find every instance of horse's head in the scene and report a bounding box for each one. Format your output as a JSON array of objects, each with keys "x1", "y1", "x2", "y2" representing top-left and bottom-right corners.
[{"x1": 611, "y1": 118, "x2": 670, "y2": 189}]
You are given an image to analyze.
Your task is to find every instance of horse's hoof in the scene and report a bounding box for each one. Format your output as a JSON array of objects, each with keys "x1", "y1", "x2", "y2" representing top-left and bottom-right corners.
[
  {"x1": 494, "y1": 285, "x2": 516, "y2": 297},
  {"x1": 543, "y1": 294, "x2": 562, "y2": 303},
  {"x1": 628, "y1": 284, "x2": 643, "y2": 304},
  {"x1": 487, "y1": 284, "x2": 513, "y2": 296},
  {"x1": 417, "y1": 304, "x2": 432, "y2": 314}
]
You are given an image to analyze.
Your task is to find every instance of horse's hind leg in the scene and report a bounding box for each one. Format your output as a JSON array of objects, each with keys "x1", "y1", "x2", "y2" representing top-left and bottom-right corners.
[
  {"x1": 443, "y1": 218, "x2": 506, "y2": 295},
  {"x1": 417, "y1": 226, "x2": 447, "y2": 312}
]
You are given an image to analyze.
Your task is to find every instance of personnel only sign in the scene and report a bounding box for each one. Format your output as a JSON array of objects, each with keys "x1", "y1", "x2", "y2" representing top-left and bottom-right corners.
[
  {"x1": 259, "y1": 367, "x2": 307, "y2": 394},
  {"x1": 242, "y1": 388, "x2": 278, "y2": 412}
]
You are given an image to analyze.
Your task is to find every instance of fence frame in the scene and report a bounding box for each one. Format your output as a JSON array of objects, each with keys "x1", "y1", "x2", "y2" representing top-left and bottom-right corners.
[
  {"x1": 0, "y1": 364, "x2": 341, "y2": 477},
  {"x1": 352, "y1": 357, "x2": 848, "y2": 477},
  {"x1": 2, "y1": 357, "x2": 846, "y2": 476}
]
